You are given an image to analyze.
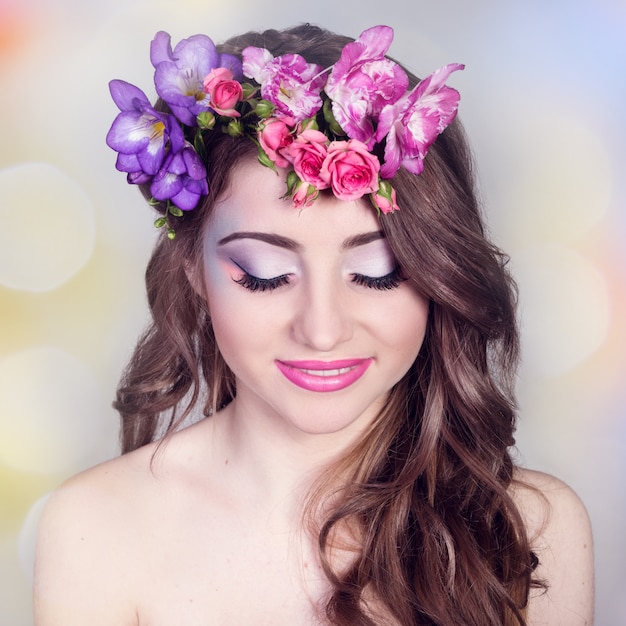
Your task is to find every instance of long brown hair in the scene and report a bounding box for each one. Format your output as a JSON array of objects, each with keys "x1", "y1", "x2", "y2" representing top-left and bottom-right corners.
[{"x1": 114, "y1": 24, "x2": 540, "y2": 625}]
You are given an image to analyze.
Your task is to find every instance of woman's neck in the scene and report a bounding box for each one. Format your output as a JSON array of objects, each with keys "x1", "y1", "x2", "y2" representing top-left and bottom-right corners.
[{"x1": 208, "y1": 394, "x2": 366, "y2": 517}]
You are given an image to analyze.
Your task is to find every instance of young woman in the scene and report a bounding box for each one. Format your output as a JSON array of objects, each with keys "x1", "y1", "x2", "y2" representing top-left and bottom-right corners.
[{"x1": 33, "y1": 24, "x2": 593, "y2": 625}]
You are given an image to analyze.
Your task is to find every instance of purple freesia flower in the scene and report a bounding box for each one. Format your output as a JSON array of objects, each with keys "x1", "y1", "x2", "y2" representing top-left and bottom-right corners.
[
  {"x1": 325, "y1": 25, "x2": 408, "y2": 149},
  {"x1": 151, "y1": 31, "x2": 243, "y2": 126},
  {"x1": 106, "y1": 79, "x2": 184, "y2": 182},
  {"x1": 376, "y1": 63, "x2": 464, "y2": 178},
  {"x1": 150, "y1": 143, "x2": 208, "y2": 210},
  {"x1": 242, "y1": 47, "x2": 325, "y2": 122}
]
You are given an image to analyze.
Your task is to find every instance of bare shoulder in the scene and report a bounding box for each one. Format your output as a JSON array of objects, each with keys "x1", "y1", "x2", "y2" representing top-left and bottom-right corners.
[
  {"x1": 33, "y1": 445, "x2": 157, "y2": 625},
  {"x1": 34, "y1": 418, "x2": 218, "y2": 625},
  {"x1": 511, "y1": 468, "x2": 594, "y2": 626}
]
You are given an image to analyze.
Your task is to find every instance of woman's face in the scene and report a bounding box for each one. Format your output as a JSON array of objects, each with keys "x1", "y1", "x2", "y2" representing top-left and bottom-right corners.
[{"x1": 200, "y1": 158, "x2": 429, "y2": 438}]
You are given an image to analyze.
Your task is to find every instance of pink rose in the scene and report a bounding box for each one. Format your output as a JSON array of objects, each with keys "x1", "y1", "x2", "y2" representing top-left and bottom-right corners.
[
  {"x1": 371, "y1": 180, "x2": 399, "y2": 214},
  {"x1": 257, "y1": 117, "x2": 296, "y2": 168},
  {"x1": 290, "y1": 180, "x2": 319, "y2": 208},
  {"x1": 285, "y1": 129, "x2": 330, "y2": 189},
  {"x1": 203, "y1": 67, "x2": 243, "y2": 117},
  {"x1": 320, "y1": 140, "x2": 380, "y2": 201}
]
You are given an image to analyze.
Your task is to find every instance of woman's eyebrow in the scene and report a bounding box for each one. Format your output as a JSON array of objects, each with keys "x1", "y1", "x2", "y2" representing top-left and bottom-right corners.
[
  {"x1": 217, "y1": 230, "x2": 385, "y2": 250},
  {"x1": 217, "y1": 231, "x2": 301, "y2": 250},
  {"x1": 341, "y1": 231, "x2": 385, "y2": 250}
]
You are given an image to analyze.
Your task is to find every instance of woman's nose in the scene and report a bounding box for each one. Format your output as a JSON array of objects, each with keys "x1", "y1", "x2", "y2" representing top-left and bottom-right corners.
[{"x1": 291, "y1": 277, "x2": 353, "y2": 352}]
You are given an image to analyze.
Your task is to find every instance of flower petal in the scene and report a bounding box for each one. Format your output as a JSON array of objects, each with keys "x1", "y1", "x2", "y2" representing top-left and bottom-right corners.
[
  {"x1": 115, "y1": 152, "x2": 140, "y2": 173},
  {"x1": 106, "y1": 111, "x2": 151, "y2": 153},
  {"x1": 151, "y1": 168, "x2": 182, "y2": 200},
  {"x1": 171, "y1": 34, "x2": 219, "y2": 78},
  {"x1": 150, "y1": 31, "x2": 174, "y2": 67},
  {"x1": 182, "y1": 146, "x2": 207, "y2": 180},
  {"x1": 108, "y1": 80, "x2": 150, "y2": 112},
  {"x1": 242, "y1": 47, "x2": 274, "y2": 82},
  {"x1": 219, "y1": 53, "x2": 243, "y2": 80},
  {"x1": 171, "y1": 177, "x2": 208, "y2": 210},
  {"x1": 354, "y1": 25, "x2": 394, "y2": 58}
]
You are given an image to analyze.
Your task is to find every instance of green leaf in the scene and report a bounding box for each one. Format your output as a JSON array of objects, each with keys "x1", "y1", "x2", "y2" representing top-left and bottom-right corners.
[
  {"x1": 257, "y1": 147, "x2": 276, "y2": 171},
  {"x1": 285, "y1": 170, "x2": 299, "y2": 194},
  {"x1": 154, "y1": 216, "x2": 166, "y2": 228},
  {"x1": 193, "y1": 130, "x2": 207, "y2": 162},
  {"x1": 322, "y1": 98, "x2": 344, "y2": 136},
  {"x1": 169, "y1": 206, "x2": 183, "y2": 217}
]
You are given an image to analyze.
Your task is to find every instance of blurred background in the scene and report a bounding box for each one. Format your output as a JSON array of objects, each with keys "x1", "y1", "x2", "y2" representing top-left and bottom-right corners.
[{"x1": 1, "y1": 0, "x2": 624, "y2": 624}]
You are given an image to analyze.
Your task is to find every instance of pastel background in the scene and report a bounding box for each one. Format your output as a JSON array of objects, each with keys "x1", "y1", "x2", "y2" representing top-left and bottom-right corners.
[{"x1": 1, "y1": 0, "x2": 623, "y2": 624}]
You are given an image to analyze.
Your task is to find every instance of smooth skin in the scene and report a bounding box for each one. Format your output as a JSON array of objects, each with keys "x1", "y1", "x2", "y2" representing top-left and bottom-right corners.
[{"x1": 33, "y1": 160, "x2": 594, "y2": 625}]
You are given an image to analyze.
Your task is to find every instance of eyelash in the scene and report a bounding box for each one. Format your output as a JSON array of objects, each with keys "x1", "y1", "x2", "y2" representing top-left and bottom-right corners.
[
  {"x1": 351, "y1": 266, "x2": 406, "y2": 290},
  {"x1": 233, "y1": 267, "x2": 405, "y2": 293},
  {"x1": 233, "y1": 272, "x2": 291, "y2": 292}
]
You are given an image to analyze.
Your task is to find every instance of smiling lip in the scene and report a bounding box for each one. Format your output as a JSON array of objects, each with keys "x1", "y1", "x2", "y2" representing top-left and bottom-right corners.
[{"x1": 275, "y1": 359, "x2": 373, "y2": 392}]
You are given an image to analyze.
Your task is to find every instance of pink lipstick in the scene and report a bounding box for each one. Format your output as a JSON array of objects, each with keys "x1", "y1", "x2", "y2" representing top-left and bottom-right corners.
[{"x1": 275, "y1": 358, "x2": 373, "y2": 392}]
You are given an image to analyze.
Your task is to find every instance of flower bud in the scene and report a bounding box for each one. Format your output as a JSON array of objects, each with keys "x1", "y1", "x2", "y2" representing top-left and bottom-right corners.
[
  {"x1": 371, "y1": 179, "x2": 399, "y2": 213},
  {"x1": 254, "y1": 99, "x2": 275, "y2": 119},
  {"x1": 298, "y1": 117, "x2": 319, "y2": 132},
  {"x1": 227, "y1": 119, "x2": 244, "y2": 137},
  {"x1": 290, "y1": 180, "x2": 319, "y2": 208},
  {"x1": 241, "y1": 82, "x2": 258, "y2": 100},
  {"x1": 197, "y1": 111, "x2": 216, "y2": 130}
]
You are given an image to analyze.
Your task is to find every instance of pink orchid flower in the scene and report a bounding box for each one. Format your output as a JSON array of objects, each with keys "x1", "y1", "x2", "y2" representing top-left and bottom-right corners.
[
  {"x1": 242, "y1": 47, "x2": 326, "y2": 122},
  {"x1": 377, "y1": 63, "x2": 465, "y2": 179},
  {"x1": 325, "y1": 25, "x2": 408, "y2": 149}
]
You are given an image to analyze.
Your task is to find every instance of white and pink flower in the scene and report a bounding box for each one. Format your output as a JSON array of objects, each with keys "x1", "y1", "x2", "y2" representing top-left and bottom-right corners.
[
  {"x1": 377, "y1": 63, "x2": 464, "y2": 179},
  {"x1": 242, "y1": 47, "x2": 326, "y2": 122},
  {"x1": 108, "y1": 26, "x2": 462, "y2": 221},
  {"x1": 325, "y1": 25, "x2": 408, "y2": 148}
]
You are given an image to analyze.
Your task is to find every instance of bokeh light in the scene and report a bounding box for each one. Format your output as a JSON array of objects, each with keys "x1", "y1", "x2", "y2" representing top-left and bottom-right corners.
[
  {"x1": 0, "y1": 347, "x2": 106, "y2": 474},
  {"x1": 0, "y1": 163, "x2": 95, "y2": 292},
  {"x1": 515, "y1": 244, "x2": 610, "y2": 377}
]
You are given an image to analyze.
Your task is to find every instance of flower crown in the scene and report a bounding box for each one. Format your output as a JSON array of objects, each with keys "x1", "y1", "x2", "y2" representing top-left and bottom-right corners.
[{"x1": 106, "y1": 25, "x2": 463, "y2": 238}]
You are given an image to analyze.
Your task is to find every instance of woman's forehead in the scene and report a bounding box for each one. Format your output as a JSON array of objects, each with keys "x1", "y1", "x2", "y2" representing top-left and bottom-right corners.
[{"x1": 206, "y1": 159, "x2": 381, "y2": 245}]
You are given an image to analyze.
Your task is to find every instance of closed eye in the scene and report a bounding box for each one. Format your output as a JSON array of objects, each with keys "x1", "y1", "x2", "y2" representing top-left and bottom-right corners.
[
  {"x1": 350, "y1": 266, "x2": 406, "y2": 290},
  {"x1": 233, "y1": 271, "x2": 291, "y2": 292},
  {"x1": 230, "y1": 258, "x2": 291, "y2": 292}
]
